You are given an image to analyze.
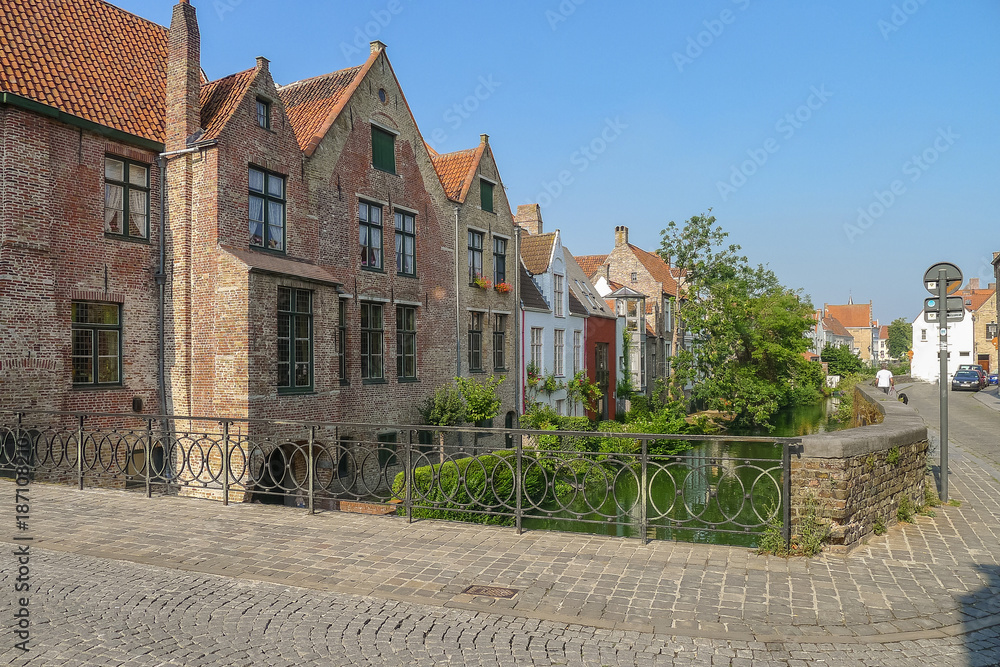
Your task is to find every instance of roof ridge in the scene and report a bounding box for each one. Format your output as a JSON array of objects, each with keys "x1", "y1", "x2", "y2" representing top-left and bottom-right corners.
[
  {"x1": 204, "y1": 66, "x2": 257, "y2": 87},
  {"x1": 276, "y1": 65, "x2": 363, "y2": 91}
]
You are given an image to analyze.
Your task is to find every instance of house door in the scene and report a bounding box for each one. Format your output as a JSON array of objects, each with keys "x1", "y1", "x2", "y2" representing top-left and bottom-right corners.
[
  {"x1": 595, "y1": 343, "x2": 610, "y2": 420},
  {"x1": 978, "y1": 354, "x2": 990, "y2": 373}
]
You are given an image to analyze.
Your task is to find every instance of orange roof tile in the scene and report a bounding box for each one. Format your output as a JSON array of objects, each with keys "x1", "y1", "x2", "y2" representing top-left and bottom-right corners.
[
  {"x1": 277, "y1": 65, "x2": 365, "y2": 153},
  {"x1": 1, "y1": 0, "x2": 168, "y2": 143},
  {"x1": 825, "y1": 303, "x2": 872, "y2": 329},
  {"x1": 574, "y1": 254, "x2": 608, "y2": 280},
  {"x1": 960, "y1": 288, "x2": 995, "y2": 312},
  {"x1": 430, "y1": 147, "x2": 482, "y2": 202},
  {"x1": 520, "y1": 233, "x2": 557, "y2": 275},
  {"x1": 822, "y1": 316, "x2": 852, "y2": 338},
  {"x1": 200, "y1": 68, "x2": 257, "y2": 141},
  {"x1": 802, "y1": 351, "x2": 820, "y2": 362},
  {"x1": 628, "y1": 244, "x2": 678, "y2": 296}
]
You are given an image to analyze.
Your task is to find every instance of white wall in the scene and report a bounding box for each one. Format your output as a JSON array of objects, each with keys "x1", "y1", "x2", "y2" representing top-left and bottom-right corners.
[{"x1": 911, "y1": 312, "x2": 974, "y2": 382}]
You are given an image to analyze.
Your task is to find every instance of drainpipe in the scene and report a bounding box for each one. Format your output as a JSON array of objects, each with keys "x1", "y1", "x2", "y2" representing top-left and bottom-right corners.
[
  {"x1": 155, "y1": 142, "x2": 215, "y2": 417},
  {"x1": 514, "y1": 226, "x2": 522, "y2": 418},
  {"x1": 455, "y1": 206, "x2": 462, "y2": 376}
]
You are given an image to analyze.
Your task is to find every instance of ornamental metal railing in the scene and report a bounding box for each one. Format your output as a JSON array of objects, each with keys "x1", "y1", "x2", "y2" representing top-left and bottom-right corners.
[{"x1": 0, "y1": 411, "x2": 798, "y2": 547}]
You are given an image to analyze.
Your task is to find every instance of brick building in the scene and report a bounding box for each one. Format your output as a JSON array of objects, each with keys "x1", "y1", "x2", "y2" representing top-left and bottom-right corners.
[{"x1": 824, "y1": 301, "x2": 876, "y2": 362}]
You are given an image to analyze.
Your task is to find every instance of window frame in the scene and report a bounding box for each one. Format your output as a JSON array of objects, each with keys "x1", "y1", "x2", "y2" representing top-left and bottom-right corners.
[
  {"x1": 277, "y1": 287, "x2": 313, "y2": 393},
  {"x1": 468, "y1": 311, "x2": 484, "y2": 372},
  {"x1": 394, "y1": 210, "x2": 416, "y2": 277},
  {"x1": 396, "y1": 305, "x2": 417, "y2": 381},
  {"x1": 249, "y1": 167, "x2": 286, "y2": 252},
  {"x1": 359, "y1": 200, "x2": 384, "y2": 271},
  {"x1": 493, "y1": 236, "x2": 507, "y2": 285},
  {"x1": 573, "y1": 330, "x2": 582, "y2": 376},
  {"x1": 371, "y1": 125, "x2": 396, "y2": 174},
  {"x1": 104, "y1": 156, "x2": 150, "y2": 242},
  {"x1": 338, "y1": 298, "x2": 349, "y2": 386},
  {"x1": 554, "y1": 329, "x2": 565, "y2": 377},
  {"x1": 256, "y1": 97, "x2": 271, "y2": 130},
  {"x1": 480, "y1": 178, "x2": 495, "y2": 213},
  {"x1": 468, "y1": 229, "x2": 484, "y2": 284},
  {"x1": 71, "y1": 301, "x2": 123, "y2": 387},
  {"x1": 554, "y1": 274, "x2": 565, "y2": 318},
  {"x1": 530, "y1": 327, "x2": 543, "y2": 370},
  {"x1": 360, "y1": 302, "x2": 385, "y2": 383},
  {"x1": 493, "y1": 314, "x2": 507, "y2": 371}
]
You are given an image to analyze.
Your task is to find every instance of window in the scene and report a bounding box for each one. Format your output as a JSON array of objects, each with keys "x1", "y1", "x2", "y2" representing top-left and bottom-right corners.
[
  {"x1": 554, "y1": 274, "x2": 565, "y2": 317},
  {"x1": 371, "y1": 126, "x2": 396, "y2": 173},
  {"x1": 394, "y1": 211, "x2": 415, "y2": 276},
  {"x1": 360, "y1": 302, "x2": 385, "y2": 381},
  {"x1": 631, "y1": 272, "x2": 638, "y2": 283},
  {"x1": 256, "y1": 98, "x2": 270, "y2": 129},
  {"x1": 554, "y1": 329, "x2": 565, "y2": 376},
  {"x1": 573, "y1": 331, "x2": 582, "y2": 376},
  {"x1": 359, "y1": 201, "x2": 383, "y2": 270},
  {"x1": 338, "y1": 299, "x2": 348, "y2": 385},
  {"x1": 104, "y1": 157, "x2": 149, "y2": 240},
  {"x1": 249, "y1": 168, "x2": 285, "y2": 251},
  {"x1": 664, "y1": 298, "x2": 673, "y2": 332},
  {"x1": 468, "y1": 230, "x2": 484, "y2": 283},
  {"x1": 921, "y1": 329, "x2": 927, "y2": 341},
  {"x1": 531, "y1": 327, "x2": 543, "y2": 369},
  {"x1": 493, "y1": 314, "x2": 507, "y2": 370},
  {"x1": 480, "y1": 179, "x2": 495, "y2": 213},
  {"x1": 277, "y1": 287, "x2": 312, "y2": 392},
  {"x1": 72, "y1": 302, "x2": 121, "y2": 386},
  {"x1": 493, "y1": 237, "x2": 507, "y2": 285},
  {"x1": 469, "y1": 311, "x2": 484, "y2": 372},
  {"x1": 396, "y1": 306, "x2": 416, "y2": 380},
  {"x1": 988, "y1": 323, "x2": 998, "y2": 339}
]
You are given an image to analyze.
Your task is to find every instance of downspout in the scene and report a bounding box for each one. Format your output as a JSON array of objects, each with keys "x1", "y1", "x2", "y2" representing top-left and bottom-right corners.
[
  {"x1": 455, "y1": 206, "x2": 462, "y2": 376},
  {"x1": 514, "y1": 226, "x2": 522, "y2": 417}
]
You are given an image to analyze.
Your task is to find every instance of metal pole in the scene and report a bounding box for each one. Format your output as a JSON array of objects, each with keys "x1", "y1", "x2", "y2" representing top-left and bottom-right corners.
[
  {"x1": 406, "y1": 430, "x2": 413, "y2": 524},
  {"x1": 77, "y1": 415, "x2": 85, "y2": 490},
  {"x1": 145, "y1": 419, "x2": 153, "y2": 498},
  {"x1": 938, "y1": 268, "x2": 949, "y2": 502},
  {"x1": 515, "y1": 432, "x2": 523, "y2": 535},
  {"x1": 221, "y1": 420, "x2": 230, "y2": 507},
  {"x1": 640, "y1": 436, "x2": 648, "y2": 545},
  {"x1": 308, "y1": 426, "x2": 315, "y2": 514},
  {"x1": 782, "y1": 442, "x2": 792, "y2": 549}
]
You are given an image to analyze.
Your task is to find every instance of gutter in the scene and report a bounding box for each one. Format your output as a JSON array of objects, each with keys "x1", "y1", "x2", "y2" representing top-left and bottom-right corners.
[{"x1": 455, "y1": 206, "x2": 462, "y2": 376}]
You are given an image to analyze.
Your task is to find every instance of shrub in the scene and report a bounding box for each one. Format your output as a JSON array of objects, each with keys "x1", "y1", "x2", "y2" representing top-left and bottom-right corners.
[
  {"x1": 456, "y1": 375, "x2": 503, "y2": 424},
  {"x1": 897, "y1": 496, "x2": 914, "y2": 523},
  {"x1": 873, "y1": 516, "x2": 886, "y2": 535}
]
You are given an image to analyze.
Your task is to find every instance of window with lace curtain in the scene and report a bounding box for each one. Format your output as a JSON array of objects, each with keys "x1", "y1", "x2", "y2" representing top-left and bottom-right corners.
[
  {"x1": 249, "y1": 167, "x2": 285, "y2": 251},
  {"x1": 104, "y1": 157, "x2": 149, "y2": 240}
]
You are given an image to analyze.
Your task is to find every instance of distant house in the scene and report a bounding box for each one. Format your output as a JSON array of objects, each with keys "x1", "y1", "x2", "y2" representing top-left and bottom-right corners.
[
  {"x1": 807, "y1": 310, "x2": 854, "y2": 355},
  {"x1": 956, "y1": 279, "x2": 997, "y2": 374},
  {"x1": 910, "y1": 280, "x2": 996, "y2": 381},
  {"x1": 825, "y1": 300, "x2": 876, "y2": 362}
]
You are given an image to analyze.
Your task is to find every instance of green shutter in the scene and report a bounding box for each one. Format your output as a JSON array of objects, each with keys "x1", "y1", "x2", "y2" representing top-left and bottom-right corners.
[
  {"x1": 372, "y1": 127, "x2": 396, "y2": 173},
  {"x1": 480, "y1": 180, "x2": 494, "y2": 213}
]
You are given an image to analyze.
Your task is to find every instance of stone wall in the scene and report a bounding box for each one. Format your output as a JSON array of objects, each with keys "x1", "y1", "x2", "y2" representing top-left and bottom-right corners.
[{"x1": 791, "y1": 384, "x2": 927, "y2": 553}]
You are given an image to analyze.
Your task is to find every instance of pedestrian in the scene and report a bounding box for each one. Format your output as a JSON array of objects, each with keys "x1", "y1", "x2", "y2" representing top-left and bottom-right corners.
[{"x1": 876, "y1": 363, "x2": 894, "y2": 395}]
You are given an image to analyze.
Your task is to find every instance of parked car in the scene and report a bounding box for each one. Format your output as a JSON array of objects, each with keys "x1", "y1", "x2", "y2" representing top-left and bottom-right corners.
[
  {"x1": 989, "y1": 373, "x2": 999, "y2": 386},
  {"x1": 951, "y1": 370, "x2": 983, "y2": 391},
  {"x1": 958, "y1": 364, "x2": 987, "y2": 387}
]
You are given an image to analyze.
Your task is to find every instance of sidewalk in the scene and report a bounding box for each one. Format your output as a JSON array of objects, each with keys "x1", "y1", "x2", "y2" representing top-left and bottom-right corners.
[
  {"x1": 974, "y1": 385, "x2": 1000, "y2": 412},
  {"x1": 3, "y1": 448, "x2": 1000, "y2": 647}
]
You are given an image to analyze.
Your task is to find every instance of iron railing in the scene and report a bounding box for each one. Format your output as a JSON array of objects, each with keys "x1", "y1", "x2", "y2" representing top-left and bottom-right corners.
[{"x1": 0, "y1": 411, "x2": 798, "y2": 546}]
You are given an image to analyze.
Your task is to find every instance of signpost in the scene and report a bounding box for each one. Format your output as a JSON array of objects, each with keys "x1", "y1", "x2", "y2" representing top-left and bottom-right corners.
[{"x1": 923, "y1": 262, "x2": 963, "y2": 502}]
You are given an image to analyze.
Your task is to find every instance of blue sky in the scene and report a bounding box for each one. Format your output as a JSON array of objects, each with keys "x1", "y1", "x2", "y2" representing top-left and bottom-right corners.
[{"x1": 124, "y1": 0, "x2": 999, "y2": 323}]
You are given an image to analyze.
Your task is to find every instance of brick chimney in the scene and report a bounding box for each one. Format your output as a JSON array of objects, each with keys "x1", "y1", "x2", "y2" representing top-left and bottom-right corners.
[
  {"x1": 515, "y1": 204, "x2": 543, "y2": 235},
  {"x1": 370, "y1": 40, "x2": 386, "y2": 55},
  {"x1": 615, "y1": 225, "x2": 629, "y2": 247},
  {"x1": 968, "y1": 278, "x2": 980, "y2": 290},
  {"x1": 166, "y1": 0, "x2": 202, "y2": 151}
]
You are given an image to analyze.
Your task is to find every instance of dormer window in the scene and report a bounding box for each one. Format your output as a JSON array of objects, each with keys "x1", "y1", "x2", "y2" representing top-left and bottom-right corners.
[{"x1": 256, "y1": 98, "x2": 271, "y2": 130}]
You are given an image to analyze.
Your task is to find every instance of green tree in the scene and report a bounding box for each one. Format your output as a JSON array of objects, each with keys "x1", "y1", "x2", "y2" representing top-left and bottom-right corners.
[
  {"x1": 887, "y1": 317, "x2": 912, "y2": 359},
  {"x1": 659, "y1": 213, "x2": 816, "y2": 427},
  {"x1": 456, "y1": 375, "x2": 504, "y2": 424},
  {"x1": 821, "y1": 343, "x2": 864, "y2": 376}
]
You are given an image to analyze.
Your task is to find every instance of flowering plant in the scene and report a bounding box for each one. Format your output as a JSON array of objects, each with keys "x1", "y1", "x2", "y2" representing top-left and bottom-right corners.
[
  {"x1": 473, "y1": 275, "x2": 492, "y2": 290},
  {"x1": 494, "y1": 281, "x2": 512, "y2": 294}
]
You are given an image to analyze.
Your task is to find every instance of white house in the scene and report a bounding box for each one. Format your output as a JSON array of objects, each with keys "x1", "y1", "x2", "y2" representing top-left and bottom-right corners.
[{"x1": 911, "y1": 312, "x2": 974, "y2": 383}]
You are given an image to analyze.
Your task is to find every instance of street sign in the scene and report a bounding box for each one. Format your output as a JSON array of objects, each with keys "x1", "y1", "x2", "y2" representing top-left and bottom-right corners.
[
  {"x1": 923, "y1": 262, "x2": 963, "y2": 295},
  {"x1": 923, "y1": 296, "x2": 965, "y2": 323}
]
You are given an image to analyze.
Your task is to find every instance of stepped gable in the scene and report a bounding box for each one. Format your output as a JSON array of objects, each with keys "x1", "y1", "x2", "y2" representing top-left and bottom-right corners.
[{"x1": 200, "y1": 68, "x2": 257, "y2": 141}]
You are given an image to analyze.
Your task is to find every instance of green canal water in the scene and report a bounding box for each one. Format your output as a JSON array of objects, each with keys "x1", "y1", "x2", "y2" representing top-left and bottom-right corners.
[{"x1": 521, "y1": 399, "x2": 847, "y2": 546}]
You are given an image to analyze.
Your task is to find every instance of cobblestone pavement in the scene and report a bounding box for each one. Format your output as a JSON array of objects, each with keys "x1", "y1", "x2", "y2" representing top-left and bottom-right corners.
[{"x1": 2, "y1": 384, "x2": 999, "y2": 665}]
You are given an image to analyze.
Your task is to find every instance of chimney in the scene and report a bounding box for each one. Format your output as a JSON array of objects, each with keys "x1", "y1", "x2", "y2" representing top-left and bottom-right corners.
[
  {"x1": 480, "y1": 133, "x2": 489, "y2": 145},
  {"x1": 615, "y1": 226, "x2": 629, "y2": 247},
  {"x1": 989, "y1": 282, "x2": 996, "y2": 290},
  {"x1": 515, "y1": 204, "x2": 543, "y2": 235},
  {"x1": 256, "y1": 56, "x2": 270, "y2": 72},
  {"x1": 166, "y1": 0, "x2": 201, "y2": 151},
  {"x1": 968, "y1": 278, "x2": 980, "y2": 290},
  {"x1": 370, "y1": 40, "x2": 386, "y2": 55}
]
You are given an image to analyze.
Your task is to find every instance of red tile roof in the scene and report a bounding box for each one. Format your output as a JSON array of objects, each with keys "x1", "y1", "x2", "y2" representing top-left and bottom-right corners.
[
  {"x1": 201, "y1": 68, "x2": 257, "y2": 141},
  {"x1": 520, "y1": 233, "x2": 557, "y2": 275},
  {"x1": 278, "y1": 65, "x2": 365, "y2": 153},
  {"x1": 802, "y1": 351, "x2": 820, "y2": 362},
  {"x1": 825, "y1": 303, "x2": 872, "y2": 329},
  {"x1": 628, "y1": 244, "x2": 679, "y2": 296},
  {"x1": 574, "y1": 254, "x2": 608, "y2": 280},
  {"x1": 960, "y1": 288, "x2": 995, "y2": 312},
  {"x1": 822, "y1": 316, "x2": 852, "y2": 338},
  {"x1": 430, "y1": 146, "x2": 483, "y2": 202},
  {"x1": 1, "y1": 0, "x2": 168, "y2": 142}
]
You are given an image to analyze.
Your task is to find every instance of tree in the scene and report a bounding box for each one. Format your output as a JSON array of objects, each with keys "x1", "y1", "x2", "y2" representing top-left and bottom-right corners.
[
  {"x1": 659, "y1": 213, "x2": 816, "y2": 427},
  {"x1": 821, "y1": 343, "x2": 864, "y2": 377},
  {"x1": 456, "y1": 375, "x2": 504, "y2": 424},
  {"x1": 887, "y1": 318, "x2": 912, "y2": 359}
]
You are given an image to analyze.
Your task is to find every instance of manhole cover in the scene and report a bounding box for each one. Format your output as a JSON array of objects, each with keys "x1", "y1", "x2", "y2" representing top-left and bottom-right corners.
[{"x1": 462, "y1": 585, "x2": 518, "y2": 599}]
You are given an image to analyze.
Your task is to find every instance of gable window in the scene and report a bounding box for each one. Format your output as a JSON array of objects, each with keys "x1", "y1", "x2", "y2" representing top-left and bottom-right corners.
[
  {"x1": 359, "y1": 201, "x2": 383, "y2": 270},
  {"x1": 249, "y1": 168, "x2": 285, "y2": 251},
  {"x1": 493, "y1": 314, "x2": 507, "y2": 370},
  {"x1": 469, "y1": 312, "x2": 484, "y2": 372},
  {"x1": 277, "y1": 287, "x2": 312, "y2": 392},
  {"x1": 921, "y1": 329, "x2": 927, "y2": 342},
  {"x1": 104, "y1": 157, "x2": 149, "y2": 240},
  {"x1": 480, "y1": 179, "x2": 495, "y2": 213},
  {"x1": 394, "y1": 211, "x2": 416, "y2": 276},
  {"x1": 554, "y1": 329, "x2": 565, "y2": 376},
  {"x1": 530, "y1": 327, "x2": 543, "y2": 369},
  {"x1": 631, "y1": 272, "x2": 638, "y2": 283},
  {"x1": 360, "y1": 302, "x2": 385, "y2": 382},
  {"x1": 338, "y1": 299, "x2": 349, "y2": 385},
  {"x1": 371, "y1": 126, "x2": 396, "y2": 174},
  {"x1": 256, "y1": 98, "x2": 271, "y2": 130},
  {"x1": 468, "y1": 230, "x2": 484, "y2": 283},
  {"x1": 554, "y1": 274, "x2": 565, "y2": 317},
  {"x1": 396, "y1": 306, "x2": 417, "y2": 380},
  {"x1": 493, "y1": 237, "x2": 507, "y2": 285},
  {"x1": 72, "y1": 302, "x2": 121, "y2": 386},
  {"x1": 573, "y1": 331, "x2": 582, "y2": 376}
]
